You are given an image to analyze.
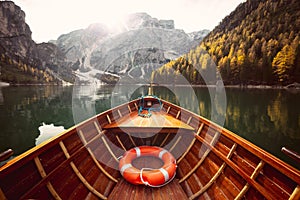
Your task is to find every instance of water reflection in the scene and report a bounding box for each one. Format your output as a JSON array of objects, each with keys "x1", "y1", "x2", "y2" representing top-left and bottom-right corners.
[
  {"x1": 0, "y1": 85, "x2": 299, "y2": 169},
  {"x1": 223, "y1": 89, "x2": 300, "y2": 169},
  {"x1": 0, "y1": 86, "x2": 74, "y2": 154}
]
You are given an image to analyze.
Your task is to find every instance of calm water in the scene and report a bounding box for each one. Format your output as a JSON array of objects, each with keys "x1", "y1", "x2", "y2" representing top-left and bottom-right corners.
[{"x1": 0, "y1": 85, "x2": 299, "y2": 169}]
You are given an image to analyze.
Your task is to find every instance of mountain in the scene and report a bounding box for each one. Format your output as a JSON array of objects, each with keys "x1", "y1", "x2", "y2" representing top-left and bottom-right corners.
[
  {"x1": 0, "y1": 2, "x2": 208, "y2": 85},
  {"x1": 0, "y1": 1, "x2": 74, "y2": 84},
  {"x1": 52, "y1": 13, "x2": 209, "y2": 84},
  {"x1": 152, "y1": 0, "x2": 300, "y2": 86}
]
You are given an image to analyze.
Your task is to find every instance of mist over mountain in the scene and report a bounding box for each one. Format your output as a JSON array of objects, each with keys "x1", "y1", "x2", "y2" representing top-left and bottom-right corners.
[
  {"x1": 51, "y1": 12, "x2": 209, "y2": 84},
  {"x1": 0, "y1": 1, "x2": 209, "y2": 85}
]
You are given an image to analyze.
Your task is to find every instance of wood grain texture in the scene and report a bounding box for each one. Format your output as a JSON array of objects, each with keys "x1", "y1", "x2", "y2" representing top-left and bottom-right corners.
[{"x1": 0, "y1": 97, "x2": 299, "y2": 199}]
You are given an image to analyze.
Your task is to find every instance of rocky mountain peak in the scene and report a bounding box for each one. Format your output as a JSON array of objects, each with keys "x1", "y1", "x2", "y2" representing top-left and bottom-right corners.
[
  {"x1": 0, "y1": 2, "x2": 208, "y2": 85},
  {"x1": 0, "y1": 1, "x2": 74, "y2": 84},
  {"x1": 0, "y1": 1, "x2": 31, "y2": 38},
  {"x1": 124, "y1": 12, "x2": 175, "y2": 30},
  {"x1": 53, "y1": 13, "x2": 209, "y2": 84}
]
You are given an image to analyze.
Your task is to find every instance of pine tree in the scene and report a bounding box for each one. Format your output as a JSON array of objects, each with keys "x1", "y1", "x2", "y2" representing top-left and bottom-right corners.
[{"x1": 272, "y1": 44, "x2": 296, "y2": 84}]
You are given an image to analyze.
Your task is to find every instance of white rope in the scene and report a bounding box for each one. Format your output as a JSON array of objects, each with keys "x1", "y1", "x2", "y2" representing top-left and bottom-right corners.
[
  {"x1": 134, "y1": 147, "x2": 141, "y2": 157},
  {"x1": 120, "y1": 163, "x2": 132, "y2": 176},
  {"x1": 139, "y1": 167, "x2": 176, "y2": 188},
  {"x1": 159, "y1": 149, "x2": 168, "y2": 159}
]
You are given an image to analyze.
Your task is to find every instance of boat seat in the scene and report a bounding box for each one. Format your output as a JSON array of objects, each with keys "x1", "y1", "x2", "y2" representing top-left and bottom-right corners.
[{"x1": 108, "y1": 178, "x2": 188, "y2": 200}]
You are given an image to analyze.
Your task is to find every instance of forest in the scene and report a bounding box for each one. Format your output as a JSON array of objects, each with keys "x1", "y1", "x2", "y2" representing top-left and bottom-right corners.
[
  {"x1": 152, "y1": 0, "x2": 300, "y2": 86},
  {"x1": 0, "y1": 53, "x2": 59, "y2": 84}
]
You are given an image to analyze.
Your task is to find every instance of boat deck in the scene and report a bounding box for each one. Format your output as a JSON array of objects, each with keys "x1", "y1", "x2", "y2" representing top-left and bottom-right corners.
[
  {"x1": 104, "y1": 111, "x2": 194, "y2": 131},
  {"x1": 1, "y1": 98, "x2": 300, "y2": 199},
  {"x1": 108, "y1": 178, "x2": 188, "y2": 200}
]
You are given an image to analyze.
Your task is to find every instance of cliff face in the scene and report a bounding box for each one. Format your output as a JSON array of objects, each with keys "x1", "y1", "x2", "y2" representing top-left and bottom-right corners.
[
  {"x1": 53, "y1": 13, "x2": 209, "y2": 84},
  {"x1": 0, "y1": 2, "x2": 208, "y2": 84},
  {"x1": 0, "y1": 1, "x2": 73, "y2": 84},
  {"x1": 0, "y1": 1, "x2": 37, "y2": 61}
]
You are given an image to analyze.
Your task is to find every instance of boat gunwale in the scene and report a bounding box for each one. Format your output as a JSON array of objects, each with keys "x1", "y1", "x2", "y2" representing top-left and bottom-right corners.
[
  {"x1": 0, "y1": 99, "x2": 137, "y2": 174},
  {"x1": 159, "y1": 99, "x2": 300, "y2": 185},
  {"x1": 0, "y1": 96, "x2": 299, "y2": 193}
]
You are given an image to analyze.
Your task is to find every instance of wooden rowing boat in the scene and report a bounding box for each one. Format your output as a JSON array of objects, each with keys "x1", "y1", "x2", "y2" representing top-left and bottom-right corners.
[{"x1": 0, "y1": 95, "x2": 300, "y2": 200}]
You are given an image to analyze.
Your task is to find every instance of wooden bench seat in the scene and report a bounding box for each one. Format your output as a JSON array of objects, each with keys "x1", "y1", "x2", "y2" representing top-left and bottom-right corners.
[{"x1": 108, "y1": 178, "x2": 188, "y2": 200}]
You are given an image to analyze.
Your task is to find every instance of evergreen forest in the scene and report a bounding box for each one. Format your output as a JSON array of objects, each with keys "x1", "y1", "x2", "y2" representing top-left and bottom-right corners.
[{"x1": 152, "y1": 0, "x2": 300, "y2": 86}]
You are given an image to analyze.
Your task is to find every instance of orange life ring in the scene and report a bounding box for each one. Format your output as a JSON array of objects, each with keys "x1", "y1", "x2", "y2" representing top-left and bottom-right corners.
[{"x1": 119, "y1": 146, "x2": 177, "y2": 187}]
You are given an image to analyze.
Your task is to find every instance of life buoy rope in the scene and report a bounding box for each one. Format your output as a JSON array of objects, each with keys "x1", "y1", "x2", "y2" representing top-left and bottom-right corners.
[
  {"x1": 138, "y1": 95, "x2": 162, "y2": 118},
  {"x1": 119, "y1": 146, "x2": 177, "y2": 187},
  {"x1": 139, "y1": 167, "x2": 176, "y2": 187}
]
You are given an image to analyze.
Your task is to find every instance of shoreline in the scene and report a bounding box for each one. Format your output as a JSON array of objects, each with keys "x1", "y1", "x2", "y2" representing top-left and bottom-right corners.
[{"x1": 2, "y1": 82, "x2": 300, "y2": 91}]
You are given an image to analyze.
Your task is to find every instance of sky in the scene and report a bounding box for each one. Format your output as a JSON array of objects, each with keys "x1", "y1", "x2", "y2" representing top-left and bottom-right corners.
[{"x1": 13, "y1": 0, "x2": 245, "y2": 43}]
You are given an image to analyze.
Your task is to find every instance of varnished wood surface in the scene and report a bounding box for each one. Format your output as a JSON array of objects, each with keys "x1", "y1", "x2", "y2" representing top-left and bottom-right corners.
[
  {"x1": 282, "y1": 147, "x2": 300, "y2": 163},
  {"x1": 0, "y1": 149, "x2": 13, "y2": 163},
  {"x1": 108, "y1": 178, "x2": 188, "y2": 200},
  {"x1": 0, "y1": 97, "x2": 300, "y2": 200},
  {"x1": 104, "y1": 111, "x2": 194, "y2": 131}
]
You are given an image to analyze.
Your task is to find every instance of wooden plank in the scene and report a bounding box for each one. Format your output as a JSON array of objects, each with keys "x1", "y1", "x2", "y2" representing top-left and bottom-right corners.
[
  {"x1": 186, "y1": 116, "x2": 192, "y2": 125},
  {"x1": 79, "y1": 130, "x2": 88, "y2": 144},
  {"x1": 128, "y1": 105, "x2": 132, "y2": 113},
  {"x1": 87, "y1": 148, "x2": 118, "y2": 183},
  {"x1": 170, "y1": 179, "x2": 190, "y2": 199},
  {"x1": 177, "y1": 123, "x2": 204, "y2": 164},
  {"x1": 116, "y1": 135, "x2": 127, "y2": 151},
  {"x1": 134, "y1": 102, "x2": 138, "y2": 111},
  {"x1": 93, "y1": 122, "x2": 119, "y2": 162},
  {"x1": 3, "y1": 122, "x2": 114, "y2": 199},
  {"x1": 79, "y1": 122, "x2": 99, "y2": 144},
  {"x1": 101, "y1": 137, "x2": 119, "y2": 162},
  {"x1": 151, "y1": 134, "x2": 159, "y2": 146},
  {"x1": 214, "y1": 170, "x2": 240, "y2": 199},
  {"x1": 179, "y1": 132, "x2": 220, "y2": 184},
  {"x1": 234, "y1": 160, "x2": 265, "y2": 200},
  {"x1": 189, "y1": 143, "x2": 237, "y2": 199},
  {"x1": 0, "y1": 149, "x2": 13, "y2": 163},
  {"x1": 160, "y1": 132, "x2": 171, "y2": 147},
  {"x1": 261, "y1": 163, "x2": 296, "y2": 195},
  {"x1": 118, "y1": 110, "x2": 122, "y2": 118},
  {"x1": 1, "y1": 160, "x2": 42, "y2": 199},
  {"x1": 70, "y1": 162, "x2": 107, "y2": 199},
  {"x1": 104, "y1": 111, "x2": 194, "y2": 131},
  {"x1": 160, "y1": 98, "x2": 300, "y2": 185},
  {"x1": 38, "y1": 144, "x2": 66, "y2": 175},
  {"x1": 195, "y1": 135, "x2": 276, "y2": 200},
  {"x1": 289, "y1": 185, "x2": 300, "y2": 200},
  {"x1": 15, "y1": 146, "x2": 86, "y2": 199},
  {"x1": 180, "y1": 180, "x2": 194, "y2": 198},
  {"x1": 0, "y1": 188, "x2": 7, "y2": 200},
  {"x1": 106, "y1": 115, "x2": 112, "y2": 124},
  {"x1": 169, "y1": 136, "x2": 182, "y2": 153},
  {"x1": 107, "y1": 179, "x2": 188, "y2": 199},
  {"x1": 33, "y1": 157, "x2": 62, "y2": 200},
  {"x1": 166, "y1": 106, "x2": 171, "y2": 114},
  {"x1": 176, "y1": 111, "x2": 181, "y2": 119},
  {"x1": 177, "y1": 155, "x2": 195, "y2": 178},
  {"x1": 60, "y1": 141, "x2": 108, "y2": 200}
]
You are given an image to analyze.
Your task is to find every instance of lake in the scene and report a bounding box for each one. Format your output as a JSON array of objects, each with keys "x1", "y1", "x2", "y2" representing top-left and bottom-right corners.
[{"x1": 0, "y1": 85, "x2": 299, "y2": 170}]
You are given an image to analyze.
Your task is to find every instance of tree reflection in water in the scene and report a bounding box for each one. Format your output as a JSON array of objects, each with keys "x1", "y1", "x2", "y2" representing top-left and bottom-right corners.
[{"x1": 0, "y1": 85, "x2": 299, "y2": 169}]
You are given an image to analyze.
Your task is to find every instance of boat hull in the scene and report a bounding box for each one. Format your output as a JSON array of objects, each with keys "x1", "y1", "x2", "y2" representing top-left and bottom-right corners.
[{"x1": 0, "y1": 97, "x2": 299, "y2": 199}]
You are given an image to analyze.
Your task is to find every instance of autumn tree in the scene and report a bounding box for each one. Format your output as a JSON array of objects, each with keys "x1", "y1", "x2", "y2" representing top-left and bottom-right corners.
[{"x1": 272, "y1": 44, "x2": 296, "y2": 84}]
